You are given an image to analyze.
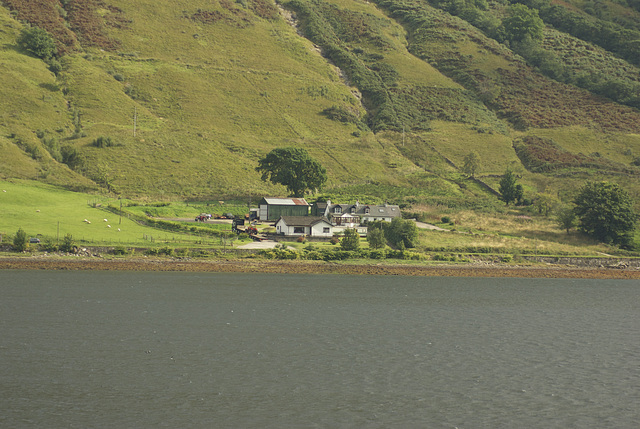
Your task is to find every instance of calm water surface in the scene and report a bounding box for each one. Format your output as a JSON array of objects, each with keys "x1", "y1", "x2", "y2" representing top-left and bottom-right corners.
[{"x1": 1, "y1": 270, "x2": 638, "y2": 428}]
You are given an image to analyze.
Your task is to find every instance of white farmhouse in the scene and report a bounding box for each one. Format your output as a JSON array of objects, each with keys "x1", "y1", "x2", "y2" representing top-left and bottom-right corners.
[
  {"x1": 274, "y1": 216, "x2": 333, "y2": 237},
  {"x1": 314, "y1": 200, "x2": 401, "y2": 225}
]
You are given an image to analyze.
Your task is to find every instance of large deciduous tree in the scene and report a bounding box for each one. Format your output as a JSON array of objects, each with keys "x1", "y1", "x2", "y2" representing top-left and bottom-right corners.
[
  {"x1": 573, "y1": 181, "x2": 637, "y2": 246},
  {"x1": 385, "y1": 218, "x2": 418, "y2": 249},
  {"x1": 256, "y1": 147, "x2": 327, "y2": 197}
]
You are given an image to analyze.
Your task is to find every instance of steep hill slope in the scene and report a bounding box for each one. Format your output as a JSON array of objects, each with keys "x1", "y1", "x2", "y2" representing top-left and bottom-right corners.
[{"x1": 1, "y1": 0, "x2": 640, "y2": 209}]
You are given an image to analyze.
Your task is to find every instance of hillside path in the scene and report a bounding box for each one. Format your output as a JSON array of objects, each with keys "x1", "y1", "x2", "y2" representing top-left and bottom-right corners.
[{"x1": 412, "y1": 220, "x2": 448, "y2": 231}]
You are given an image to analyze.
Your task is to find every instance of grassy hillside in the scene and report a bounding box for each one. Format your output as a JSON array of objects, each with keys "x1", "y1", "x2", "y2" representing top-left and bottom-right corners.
[{"x1": 1, "y1": 0, "x2": 639, "y2": 224}]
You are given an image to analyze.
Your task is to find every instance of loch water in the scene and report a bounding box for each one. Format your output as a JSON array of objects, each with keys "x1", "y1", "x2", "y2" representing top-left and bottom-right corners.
[{"x1": 1, "y1": 270, "x2": 638, "y2": 428}]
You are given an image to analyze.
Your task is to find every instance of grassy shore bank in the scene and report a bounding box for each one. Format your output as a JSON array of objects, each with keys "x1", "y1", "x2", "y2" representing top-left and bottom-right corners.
[{"x1": 1, "y1": 255, "x2": 639, "y2": 279}]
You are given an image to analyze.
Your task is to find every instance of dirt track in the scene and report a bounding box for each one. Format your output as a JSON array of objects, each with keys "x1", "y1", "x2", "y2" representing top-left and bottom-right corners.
[{"x1": 1, "y1": 257, "x2": 639, "y2": 279}]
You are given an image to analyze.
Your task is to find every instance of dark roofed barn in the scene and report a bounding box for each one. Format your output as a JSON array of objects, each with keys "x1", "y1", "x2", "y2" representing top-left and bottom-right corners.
[{"x1": 258, "y1": 198, "x2": 310, "y2": 221}]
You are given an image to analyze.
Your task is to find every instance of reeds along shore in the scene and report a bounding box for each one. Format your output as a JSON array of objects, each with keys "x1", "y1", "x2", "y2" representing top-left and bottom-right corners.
[{"x1": 1, "y1": 258, "x2": 639, "y2": 280}]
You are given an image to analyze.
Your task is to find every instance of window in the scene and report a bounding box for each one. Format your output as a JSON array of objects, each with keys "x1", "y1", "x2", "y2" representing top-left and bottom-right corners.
[
  {"x1": 334, "y1": 206, "x2": 342, "y2": 214},
  {"x1": 294, "y1": 227, "x2": 304, "y2": 234},
  {"x1": 323, "y1": 227, "x2": 330, "y2": 233},
  {"x1": 364, "y1": 207, "x2": 370, "y2": 214},
  {"x1": 350, "y1": 207, "x2": 356, "y2": 214}
]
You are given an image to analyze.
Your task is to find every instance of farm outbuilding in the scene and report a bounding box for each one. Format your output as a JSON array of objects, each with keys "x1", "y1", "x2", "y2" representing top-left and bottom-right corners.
[{"x1": 258, "y1": 197, "x2": 309, "y2": 221}]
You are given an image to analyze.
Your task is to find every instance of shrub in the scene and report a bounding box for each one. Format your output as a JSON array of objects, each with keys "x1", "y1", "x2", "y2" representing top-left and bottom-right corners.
[
  {"x1": 261, "y1": 245, "x2": 299, "y2": 260},
  {"x1": 328, "y1": 250, "x2": 356, "y2": 260},
  {"x1": 92, "y1": 136, "x2": 115, "y2": 148},
  {"x1": 366, "y1": 227, "x2": 386, "y2": 249},
  {"x1": 369, "y1": 249, "x2": 386, "y2": 259},
  {"x1": 145, "y1": 246, "x2": 174, "y2": 256},
  {"x1": 59, "y1": 233, "x2": 75, "y2": 253},
  {"x1": 158, "y1": 246, "x2": 174, "y2": 256},
  {"x1": 174, "y1": 248, "x2": 188, "y2": 257},
  {"x1": 340, "y1": 228, "x2": 360, "y2": 251},
  {"x1": 304, "y1": 250, "x2": 322, "y2": 260},
  {"x1": 61, "y1": 145, "x2": 81, "y2": 168},
  {"x1": 111, "y1": 246, "x2": 128, "y2": 255},
  {"x1": 500, "y1": 4, "x2": 544, "y2": 44},
  {"x1": 47, "y1": 58, "x2": 63, "y2": 75},
  {"x1": 12, "y1": 228, "x2": 28, "y2": 252},
  {"x1": 18, "y1": 26, "x2": 57, "y2": 60},
  {"x1": 41, "y1": 238, "x2": 58, "y2": 252}
]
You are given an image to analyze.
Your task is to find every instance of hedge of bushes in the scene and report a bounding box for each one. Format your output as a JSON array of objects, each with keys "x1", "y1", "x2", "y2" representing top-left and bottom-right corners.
[{"x1": 259, "y1": 245, "x2": 426, "y2": 261}]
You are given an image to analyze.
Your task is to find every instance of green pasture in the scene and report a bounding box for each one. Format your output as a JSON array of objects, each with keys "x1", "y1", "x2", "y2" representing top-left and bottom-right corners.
[
  {"x1": 0, "y1": 180, "x2": 233, "y2": 248},
  {"x1": 123, "y1": 200, "x2": 250, "y2": 219}
]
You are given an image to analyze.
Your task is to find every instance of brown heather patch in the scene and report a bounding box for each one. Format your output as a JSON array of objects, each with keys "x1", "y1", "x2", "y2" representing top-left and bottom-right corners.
[
  {"x1": 495, "y1": 68, "x2": 640, "y2": 133},
  {"x1": 65, "y1": 0, "x2": 128, "y2": 51},
  {"x1": 1, "y1": 0, "x2": 127, "y2": 52},
  {"x1": 249, "y1": 0, "x2": 279, "y2": 20},
  {"x1": 189, "y1": 7, "x2": 252, "y2": 28},
  {"x1": 513, "y1": 135, "x2": 639, "y2": 174},
  {"x1": 189, "y1": 0, "x2": 254, "y2": 28},
  {"x1": 2, "y1": 0, "x2": 78, "y2": 53}
]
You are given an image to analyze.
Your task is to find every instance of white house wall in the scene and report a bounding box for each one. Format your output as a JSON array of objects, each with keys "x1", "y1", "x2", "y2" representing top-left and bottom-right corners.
[
  {"x1": 310, "y1": 223, "x2": 333, "y2": 237},
  {"x1": 333, "y1": 225, "x2": 367, "y2": 236},
  {"x1": 275, "y1": 220, "x2": 333, "y2": 237},
  {"x1": 362, "y1": 216, "x2": 392, "y2": 223}
]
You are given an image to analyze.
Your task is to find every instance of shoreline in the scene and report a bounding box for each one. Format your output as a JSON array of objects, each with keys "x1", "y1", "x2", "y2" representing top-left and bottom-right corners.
[{"x1": 1, "y1": 256, "x2": 639, "y2": 279}]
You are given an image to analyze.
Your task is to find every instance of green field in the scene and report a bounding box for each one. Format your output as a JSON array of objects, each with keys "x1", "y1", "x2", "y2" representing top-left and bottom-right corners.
[{"x1": 0, "y1": 179, "x2": 236, "y2": 248}]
